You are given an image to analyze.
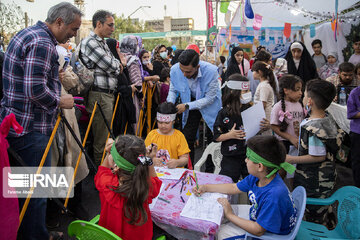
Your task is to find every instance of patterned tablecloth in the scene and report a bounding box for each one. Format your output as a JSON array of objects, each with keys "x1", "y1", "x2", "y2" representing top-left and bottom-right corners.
[{"x1": 151, "y1": 170, "x2": 233, "y2": 240}]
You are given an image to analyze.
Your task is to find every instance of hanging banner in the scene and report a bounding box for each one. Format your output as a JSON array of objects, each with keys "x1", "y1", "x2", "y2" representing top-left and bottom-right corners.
[
  {"x1": 284, "y1": 22, "x2": 291, "y2": 38},
  {"x1": 208, "y1": 25, "x2": 218, "y2": 45},
  {"x1": 310, "y1": 24, "x2": 316, "y2": 38},
  {"x1": 220, "y1": 1, "x2": 230, "y2": 13},
  {"x1": 274, "y1": 32, "x2": 279, "y2": 44},
  {"x1": 253, "y1": 14, "x2": 263, "y2": 31},
  {"x1": 225, "y1": 10, "x2": 231, "y2": 26},
  {"x1": 206, "y1": 0, "x2": 214, "y2": 28}
]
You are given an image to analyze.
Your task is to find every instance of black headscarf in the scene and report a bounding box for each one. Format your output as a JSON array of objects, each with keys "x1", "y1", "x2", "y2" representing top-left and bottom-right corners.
[
  {"x1": 285, "y1": 41, "x2": 318, "y2": 85},
  {"x1": 171, "y1": 49, "x2": 184, "y2": 66},
  {"x1": 225, "y1": 47, "x2": 245, "y2": 81}
]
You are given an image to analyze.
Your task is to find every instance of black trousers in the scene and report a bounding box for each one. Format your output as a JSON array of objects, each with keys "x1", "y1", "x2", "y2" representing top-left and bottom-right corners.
[
  {"x1": 219, "y1": 155, "x2": 249, "y2": 183},
  {"x1": 350, "y1": 132, "x2": 360, "y2": 187},
  {"x1": 182, "y1": 109, "x2": 214, "y2": 172}
]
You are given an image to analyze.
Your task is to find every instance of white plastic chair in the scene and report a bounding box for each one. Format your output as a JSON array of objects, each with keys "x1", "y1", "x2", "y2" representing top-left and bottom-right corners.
[
  {"x1": 194, "y1": 142, "x2": 222, "y2": 174},
  {"x1": 244, "y1": 186, "x2": 307, "y2": 240}
]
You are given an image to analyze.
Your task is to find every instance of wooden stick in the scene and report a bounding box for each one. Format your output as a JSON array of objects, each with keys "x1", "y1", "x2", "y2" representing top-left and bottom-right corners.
[
  {"x1": 19, "y1": 113, "x2": 62, "y2": 227},
  {"x1": 64, "y1": 101, "x2": 98, "y2": 208}
]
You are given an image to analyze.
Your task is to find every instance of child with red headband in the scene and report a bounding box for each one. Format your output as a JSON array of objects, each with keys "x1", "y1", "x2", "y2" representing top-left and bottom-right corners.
[
  {"x1": 193, "y1": 135, "x2": 297, "y2": 239},
  {"x1": 95, "y1": 135, "x2": 162, "y2": 240},
  {"x1": 145, "y1": 102, "x2": 190, "y2": 168}
]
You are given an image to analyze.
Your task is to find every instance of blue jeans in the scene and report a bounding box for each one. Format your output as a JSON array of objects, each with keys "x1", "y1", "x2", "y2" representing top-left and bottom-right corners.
[{"x1": 7, "y1": 131, "x2": 51, "y2": 240}]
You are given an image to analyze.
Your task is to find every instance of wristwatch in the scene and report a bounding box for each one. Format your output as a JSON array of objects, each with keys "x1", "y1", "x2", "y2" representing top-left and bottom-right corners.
[{"x1": 185, "y1": 103, "x2": 189, "y2": 110}]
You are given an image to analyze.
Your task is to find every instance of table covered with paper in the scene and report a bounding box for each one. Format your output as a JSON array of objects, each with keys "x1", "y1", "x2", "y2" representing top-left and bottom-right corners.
[{"x1": 150, "y1": 167, "x2": 232, "y2": 240}]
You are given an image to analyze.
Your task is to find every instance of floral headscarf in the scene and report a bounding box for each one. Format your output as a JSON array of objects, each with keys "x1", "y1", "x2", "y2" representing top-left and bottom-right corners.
[
  {"x1": 152, "y1": 44, "x2": 168, "y2": 63},
  {"x1": 120, "y1": 35, "x2": 142, "y2": 68}
]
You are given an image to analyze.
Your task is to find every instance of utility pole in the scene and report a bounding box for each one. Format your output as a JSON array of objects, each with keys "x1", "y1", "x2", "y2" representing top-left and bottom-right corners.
[{"x1": 74, "y1": 0, "x2": 85, "y2": 45}]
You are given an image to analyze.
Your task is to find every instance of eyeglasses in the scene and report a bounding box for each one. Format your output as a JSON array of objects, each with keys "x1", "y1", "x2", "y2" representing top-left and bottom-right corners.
[{"x1": 106, "y1": 23, "x2": 115, "y2": 28}]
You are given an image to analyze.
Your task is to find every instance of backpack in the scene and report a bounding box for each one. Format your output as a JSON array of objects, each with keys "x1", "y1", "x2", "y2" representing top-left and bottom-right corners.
[{"x1": 70, "y1": 38, "x2": 95, "y2": 96}]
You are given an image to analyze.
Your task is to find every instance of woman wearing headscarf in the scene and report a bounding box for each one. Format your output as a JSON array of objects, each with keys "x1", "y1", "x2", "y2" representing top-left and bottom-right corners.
[
  {"x1": 224, "y1": 46, "x2": 250, "y2": 81},
  {"x1": 139, "y1": 49, "x2": 161, "y2": 135},
  {"x1": 152, "y1": 44, "x2": 171, "y2": 77},
  {"x1": 285, "y1": 41, "x2": 318, "y2": 86},
  {"x1": 318, "y1": 52, "x2": 339, "y2": 80},
  {"x1": 120, "y1": 35, "x2": 143, "y2": 134},
  {"x1": 106, "y1": 38, "x2": 137, "y2": 136}
]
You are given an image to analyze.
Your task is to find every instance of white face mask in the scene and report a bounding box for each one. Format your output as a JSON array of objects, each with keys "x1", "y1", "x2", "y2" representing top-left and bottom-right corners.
[
  {"x1": 160, "y1": 52, "x2": 168, "y2": 59},
  {"x1": 142, "y1": 60, "x2": 150, "y2": 65},
  {"x1": 241, "y1": 92, "x2": 252, "y2": 104}
]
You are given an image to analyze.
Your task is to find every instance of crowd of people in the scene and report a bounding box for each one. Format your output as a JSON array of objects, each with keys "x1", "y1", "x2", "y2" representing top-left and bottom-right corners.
[{"x1": 1, "y1": 2, "x2": 360, "y2": 240}]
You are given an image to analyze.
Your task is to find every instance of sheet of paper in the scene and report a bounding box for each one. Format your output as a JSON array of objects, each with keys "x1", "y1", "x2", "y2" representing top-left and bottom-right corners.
[
  {"x1": 180, "y1": 192, "x2": 227, "y2": 225},
  {"x1": 149, "y1": 183, "x2": 165, "y2": 210},
  {"x1": 241, "y1": 102, "x2": 266, "y2": 140},
  {"x1": 155, "y1": 167, "x2": 187, "y2": 180}
]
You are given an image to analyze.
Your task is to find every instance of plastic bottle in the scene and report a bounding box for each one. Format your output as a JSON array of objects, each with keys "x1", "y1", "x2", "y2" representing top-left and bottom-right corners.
[{"x1": 339, "y1": 87, "x2": 347, "y2": 106}]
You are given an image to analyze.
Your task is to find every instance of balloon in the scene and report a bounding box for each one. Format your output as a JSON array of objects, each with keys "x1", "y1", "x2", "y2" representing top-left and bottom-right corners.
[{"x1": 171, "y1": 45, "x2": 177, "y2": 51}]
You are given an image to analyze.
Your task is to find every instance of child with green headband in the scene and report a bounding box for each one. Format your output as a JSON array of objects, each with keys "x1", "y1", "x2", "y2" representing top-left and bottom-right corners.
[
  {"x1": 94, "y1": 135, "x2": 162, "y2": 240},
  {"x1": 193, "y1": 135, "x2": 297, "y2": 239}
]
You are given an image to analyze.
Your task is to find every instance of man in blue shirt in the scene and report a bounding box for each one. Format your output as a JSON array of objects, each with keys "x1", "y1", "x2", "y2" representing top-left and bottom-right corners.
[
  {"x1": 167, "y1": 49, "x2": 221, "y2": 166},
  {"x1": 0, "y1": 2, "x2": 82, "y2": 239}
]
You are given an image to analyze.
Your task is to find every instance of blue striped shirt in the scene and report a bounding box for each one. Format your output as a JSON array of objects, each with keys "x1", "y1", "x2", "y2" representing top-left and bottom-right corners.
[{"x1": 0, "y1": 21, "x2": 61, "y2": 137}]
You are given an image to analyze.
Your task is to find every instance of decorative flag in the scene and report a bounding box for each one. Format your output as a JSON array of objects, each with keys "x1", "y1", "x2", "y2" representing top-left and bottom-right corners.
[
  {"x1": 283, "y1": 35, "x2": 287, "y2": 43},
  {"x1": 265, "y1": 28, "x2": 270, "y2": 42},
  {"x1": 284, "y1": 22, "x2": 291, "y2": 38},
  {"x1": 225, "y1": 10, "x2": 231, "y2": 26},
  {"x1": 206, "y1": 0, "x2": 214, "y2": 28},
  {"x1": 220, "y1": 1, "x2": 230, "y2": 13},
  {"x1": 208, "y1": 25, "x2": 217, "y2": 45},
  {"x1": 245, "y1": 0, "x2": 254, "y2": 19},
  {"x1": 310, "y1": 24, "x2": 315, "y2": 38},
  {"x1": 335, "y1": 0, "x2": 339, "y2": 41},
  {"x1": 253, "y1": 14, "x2": 262, "y2": 30}
]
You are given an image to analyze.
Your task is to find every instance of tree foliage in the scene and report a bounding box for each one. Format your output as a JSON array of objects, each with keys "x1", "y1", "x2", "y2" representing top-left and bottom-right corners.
[
  {"x1": 0, "y1": 2, "x2": 25, "y2": 45},
  {"x1": 113, "y1": 14, "x2": 173, "y2": 51}
]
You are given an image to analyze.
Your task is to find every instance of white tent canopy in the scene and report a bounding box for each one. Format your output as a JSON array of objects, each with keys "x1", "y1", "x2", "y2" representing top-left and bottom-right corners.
[{"x1": 226, "y1": 0, "x2": 360, "y2": 28}]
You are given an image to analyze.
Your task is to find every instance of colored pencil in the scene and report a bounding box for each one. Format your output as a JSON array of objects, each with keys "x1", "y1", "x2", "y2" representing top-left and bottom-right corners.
[
  {"x1": 165, "y1": 183, "x2": 171, "y2": 191},
  {"x1": 193, "y1": 170, "x2": 199, "y2": 189},
  {"x1": 171, "y1": 179, "x2": 182, "y2": 189},
  {"x1": 180, "y1": 196, "x2": 185, "y2": 203},
  {"x1": 158, "y1": 197, "x2": 170, "y2": 204}
]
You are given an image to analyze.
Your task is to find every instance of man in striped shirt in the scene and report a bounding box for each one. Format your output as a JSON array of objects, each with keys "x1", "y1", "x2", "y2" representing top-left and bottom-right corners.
[
  {"x1": 0, "y1": 2, "x2": 82, "y2": 239},
  {"x1": 80, "y1": 10, "x2": 124, "y2": 166}
]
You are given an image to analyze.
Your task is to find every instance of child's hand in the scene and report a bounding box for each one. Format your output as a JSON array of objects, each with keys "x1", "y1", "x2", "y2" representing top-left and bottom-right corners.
[
  {"x1": 153, "y1": 157, "x2": 165, "y2": 167},
  {"x1": 105, "y1": 138, "x2": 114, "y2": 153},
  {"x1": 146, "y1": 143, "x2": 158, "y2": 158},
  {"x1": 260, "y1": 118, "x2": 270, "y2": 131},
  {"x1": 227, "y1": 123, "x2": 246, "y2": 140},
  {"x1": 217, "y1": 198, "x2": 233, "y2": 216},
  {"x1": 165, "y1": 159, "x2": 178, "y2": 169},
  {"x1": 192, "y1": 185, "x2": 207, "y2": 196}
]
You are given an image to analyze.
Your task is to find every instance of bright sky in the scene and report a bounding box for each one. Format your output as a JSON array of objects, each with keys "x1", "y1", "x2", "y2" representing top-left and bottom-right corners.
[{"x1": 3, "y1": 0, "x2": 215, "y2": 30}]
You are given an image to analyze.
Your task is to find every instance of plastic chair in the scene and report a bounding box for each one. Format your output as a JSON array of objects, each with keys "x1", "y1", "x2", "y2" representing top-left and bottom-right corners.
[
  {"x1": 244, "y1": 186, "x2": 306, "y2": 240},
  {"x1": 296, "y1": 186, "x2": 360, "y2": 240},
  {"x1": 68, "y1": 215, "x2": 167, "y2": 240},
  {"x1": 68, "y1": 215, "x2": 122, "y2": 240},
  {"x1": 194, "y1": 142, "x2": 222, "y2": 174}
]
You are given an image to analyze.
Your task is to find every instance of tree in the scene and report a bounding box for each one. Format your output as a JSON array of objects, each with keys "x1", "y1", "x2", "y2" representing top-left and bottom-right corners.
[
  {"x1": 0, "y1": 2, "x2": 26, "y2": 45},
  {"x1": 113, "y1": 14, "x2": 175, "y2": 51}
]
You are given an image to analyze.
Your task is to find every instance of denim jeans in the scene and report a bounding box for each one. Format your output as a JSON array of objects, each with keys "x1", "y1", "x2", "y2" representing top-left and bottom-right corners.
[{"x1": 7, "y1": 131, "x2": 51, "y2": 240}]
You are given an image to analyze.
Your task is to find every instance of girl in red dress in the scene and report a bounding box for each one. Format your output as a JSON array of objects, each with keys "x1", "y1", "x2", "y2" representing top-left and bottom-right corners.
[{"x1": 95, "y1": 135, "x2": 162, "y2": 240}]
